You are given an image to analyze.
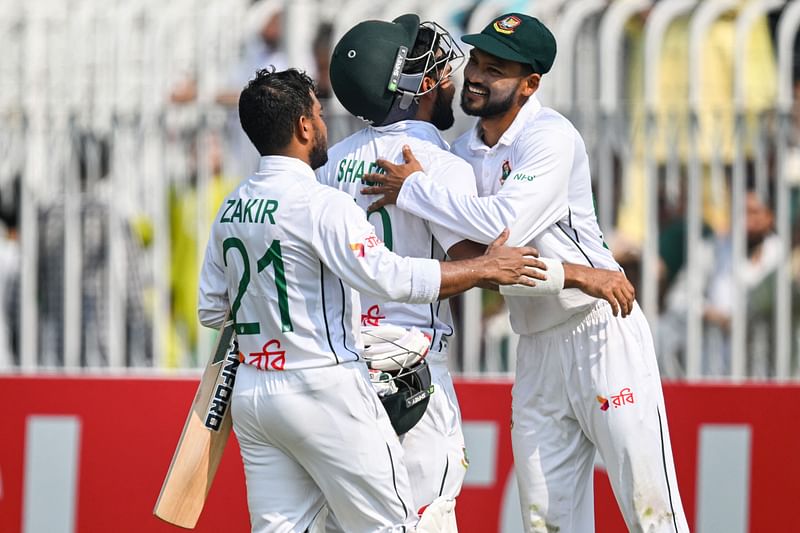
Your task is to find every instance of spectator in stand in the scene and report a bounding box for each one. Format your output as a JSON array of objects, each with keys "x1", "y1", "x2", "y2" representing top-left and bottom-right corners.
[
  {"x1": 614, "y1": 6, "x2": 778, "y2": 294},
  {"x1": 167, "y1": 135, "x2": 238, "y2": 367},
  {"x1": 0, "y1": 177, "x2": 19, "y2": 367},
  {"x1": 36, "y1": 133, "x2": 151, "y2": 367},
  {"x1": 660, "y1": 181, "x2": 787, "y2": 377}
]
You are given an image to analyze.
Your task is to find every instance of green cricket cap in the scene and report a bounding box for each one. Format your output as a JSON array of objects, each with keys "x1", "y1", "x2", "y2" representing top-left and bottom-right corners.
[
  {"x1": 461, "y1": 13, "x2": 556, "y2": 74},
  {"x1": 330, "y1": 14, "x2": 420, "y2": 124}
]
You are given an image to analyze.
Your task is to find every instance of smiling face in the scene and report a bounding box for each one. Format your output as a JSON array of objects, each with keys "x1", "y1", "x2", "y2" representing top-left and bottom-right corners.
[{"x1": 460, "y1": 48, "x2": 538, "y2": 118}]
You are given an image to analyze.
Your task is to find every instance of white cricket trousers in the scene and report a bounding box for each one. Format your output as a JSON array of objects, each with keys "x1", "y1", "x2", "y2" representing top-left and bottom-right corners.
[
  {"x1": 511, "y1": 301, "x2": 689, "y2": 533},
  {"x1": 232, "y1": 361, "x2": 416, "y2": 533},
  {"x1": 323, "y1": 358, "x2": 466, "y2": 533},
  {"x1": 400, "y1": 359, "x2": 468, "y2": 513}
]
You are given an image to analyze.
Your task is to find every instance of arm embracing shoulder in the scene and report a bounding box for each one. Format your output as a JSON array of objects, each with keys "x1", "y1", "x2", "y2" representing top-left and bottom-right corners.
[
  {"x1": 426, "y1": 156, "x2": 480, "y2": 252},
  {"x1": 398, "y1": 128, "x2": 573, "y2": 246},
  {"x1": 311, "y1": 191, "x2": 441, "y2": 304}
]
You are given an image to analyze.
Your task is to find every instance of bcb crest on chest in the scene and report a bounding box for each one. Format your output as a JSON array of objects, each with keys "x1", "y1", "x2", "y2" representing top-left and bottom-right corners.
[{"x1": 500, "y1": 160, "x2": 512, "y2": 186}]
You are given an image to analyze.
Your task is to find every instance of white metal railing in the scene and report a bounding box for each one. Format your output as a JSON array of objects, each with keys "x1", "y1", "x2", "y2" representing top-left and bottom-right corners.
[
  {"x1": 687, "y1": 0, "x2": 737, "y2": 378},
  {"x1": 776, "y1": 0, "x2": 800, "y2": 379},
  {"x1": 0, "y1": 1, "x2": 797, "y2": 382},
  {"x1": 597, "y1": 0, "x2": 654, "y2": 235},
  {"x1": 480, "y1": 0, "x2": 799, "y2": 380},
  {"x1": 643, "y1": 0, "x2": 699, "y2": 352}
]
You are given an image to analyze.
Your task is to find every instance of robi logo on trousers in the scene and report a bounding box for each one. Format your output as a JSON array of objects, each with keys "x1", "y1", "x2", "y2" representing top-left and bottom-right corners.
[{"x1": 597, "y1": 387, "x2": 635, "y2": 411}]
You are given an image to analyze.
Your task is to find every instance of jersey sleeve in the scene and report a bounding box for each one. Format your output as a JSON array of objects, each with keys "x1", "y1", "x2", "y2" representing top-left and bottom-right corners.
[
  {"x1": 198, "y1": 224, "x2": 230, "y2": 329},
  {"x1": 397, "y1": 127, "x2": 573, "y2": 247},
  {"x1": 310, "y1": 190, "x2": 441, "y2": 304},
  {"x1": 425, "y1": 156, "x2": 479, "y2": 253}
]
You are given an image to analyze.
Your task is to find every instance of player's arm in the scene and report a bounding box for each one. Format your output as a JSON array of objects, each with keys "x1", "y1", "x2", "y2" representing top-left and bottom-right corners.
[
  {"x1": 561, "y1": 263, "x2": 635, "y2": 317},
  {"x1": 363, "y1": 130, "x2": 572, "y2": 247},
  {"x1": 427, "y1": 157, "x2": 569, "y2": 298},
  {"x1": 310, "y1": 191, "x2": 545, "y2": 303},
  {"x1": 198, "y1": 226, "x2": 229, "y2": 329},
  {"x1": 396, "y1": 156, "x2": 547, "y2": 294},
  {"x1": 446, "y1": 241, "x2": 635, "y2": 317}
]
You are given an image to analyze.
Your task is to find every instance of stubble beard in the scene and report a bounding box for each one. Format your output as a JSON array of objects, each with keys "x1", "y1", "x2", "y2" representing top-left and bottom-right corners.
[
  {"x1": 309, "y1": 129, "x2": 329, "y2": 170},
  {"x1": 431, "y1": 87, "x2": 455, "y2": 131},
  {"x1": 460, "y1": 85, "x2": 516, "y2": 118}
]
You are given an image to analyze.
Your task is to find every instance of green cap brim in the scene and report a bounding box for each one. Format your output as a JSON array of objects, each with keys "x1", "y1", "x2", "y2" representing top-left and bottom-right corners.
[{"x1": 461, "y1": 33, "x2": 531, "y2": 67}]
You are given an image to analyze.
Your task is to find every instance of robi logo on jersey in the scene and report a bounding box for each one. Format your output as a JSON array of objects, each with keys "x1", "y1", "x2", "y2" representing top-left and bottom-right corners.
[
  {"x1": 349, "y1": 243, "x2": 365, "y2": 257},
  {"x1": 349, "y1": 232, "x2": 384, "y2": 258},
  {"x1": 239, "y1": 339, "x2": 286, "y2": 371},
  {"x1": 361, "y1": 304, "x2": 385, "y2": 326}
]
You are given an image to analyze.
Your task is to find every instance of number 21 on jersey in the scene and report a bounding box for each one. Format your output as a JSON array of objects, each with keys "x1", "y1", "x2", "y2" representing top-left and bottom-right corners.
[{"x1": 223, "y1": 237, "x2": 293, "y2": 335}]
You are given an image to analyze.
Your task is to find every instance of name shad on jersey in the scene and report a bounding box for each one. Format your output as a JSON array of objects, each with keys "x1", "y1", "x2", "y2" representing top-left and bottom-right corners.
[{"x1": 336, "y1": 158, "x2": 386, "y2": 184}]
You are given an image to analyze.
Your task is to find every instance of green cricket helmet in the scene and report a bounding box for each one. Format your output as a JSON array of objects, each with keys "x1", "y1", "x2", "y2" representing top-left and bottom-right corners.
[
  {"x1": 330, "y1": 14, "x2": 463, "y2": 125},
  {"x1": 362, "y1": 325, "x2": 435, "y2": 436},
  {"x1": 377, "y1": 359, "x2": 433, "y2": 436}
]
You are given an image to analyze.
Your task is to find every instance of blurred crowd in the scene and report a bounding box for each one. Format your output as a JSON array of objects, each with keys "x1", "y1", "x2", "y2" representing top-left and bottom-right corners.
[
  {"x1": 606, "y1": 5, "x2": 800, "y2": 378},
  {"x1": 0, "y1": 0, "x2": 800, "y2": 379}
]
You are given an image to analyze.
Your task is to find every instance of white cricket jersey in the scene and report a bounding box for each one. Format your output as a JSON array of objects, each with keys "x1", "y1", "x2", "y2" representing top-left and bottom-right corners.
[
  {"x1": 199, "y1": 155, "x2": 441, "y2": 371},
  {"x1": 397, "y1": 96, "x2": 621, "y2": 334},
  {"x1": 316, "y1": 120, "x2": 476, "y2": 358}
]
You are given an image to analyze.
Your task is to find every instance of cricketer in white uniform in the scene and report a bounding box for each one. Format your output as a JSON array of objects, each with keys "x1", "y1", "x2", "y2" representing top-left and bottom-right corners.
[
  {"x1": 198, "y1": 68, "x2": 543, "y2": 533},
  {"x1": 364, "y1": 14, "x2": 689, "y2": 533},
  {"x1": 318, "y1": 123, "x2": 472, "y2": 514},
  {"x1": 317, "y1": 16, "x2": 471, "y2": 519}
]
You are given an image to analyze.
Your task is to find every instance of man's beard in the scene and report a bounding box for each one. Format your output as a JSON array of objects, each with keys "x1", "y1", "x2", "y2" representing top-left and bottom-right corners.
[
  {"x1": 430, "y1": 87, "x2": 455, "y2": 131},
  {"x1": 309, "y1": 128, "x2": 328, "y2": 170},
  {"x1": 460, "y1": 82, "x2": 516, "y2": 118}
]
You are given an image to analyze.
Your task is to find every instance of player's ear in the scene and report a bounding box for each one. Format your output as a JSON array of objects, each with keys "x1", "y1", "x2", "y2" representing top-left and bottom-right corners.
[
  {"x1": 520, "y1": 73, "x2": 540, "y2": 97},
  {"x1": 420, "y1": 75, "x2": 437, "y2": 94},
  {"x1": 296, "y1": 114, "x2": 313, "y2": 143},
  {"x1": 416, "y1": 76, "x2": 439, "y2": 108}
]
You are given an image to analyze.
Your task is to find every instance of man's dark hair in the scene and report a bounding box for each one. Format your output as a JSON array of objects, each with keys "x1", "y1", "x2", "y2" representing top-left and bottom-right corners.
[
  {"x1": 238, "y1": 68, "x2": 316, "y2": 156},
  {"x1": 403, "y1": 27, "x2": 439, "y2": 76}
]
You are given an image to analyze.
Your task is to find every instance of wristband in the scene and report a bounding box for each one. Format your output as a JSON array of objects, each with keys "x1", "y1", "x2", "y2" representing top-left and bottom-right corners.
[{"x1": 499, "y1": 257, "x2": 565, "y2": 296}]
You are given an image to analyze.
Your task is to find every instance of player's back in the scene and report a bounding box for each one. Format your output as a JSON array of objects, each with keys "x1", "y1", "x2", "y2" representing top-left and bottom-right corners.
[
  {"x1": 317, "y1": 120, "x2": 474, "y2": 357},
  {"x1": 202, "y1": 155, "x2": 363, "y2": 370}
]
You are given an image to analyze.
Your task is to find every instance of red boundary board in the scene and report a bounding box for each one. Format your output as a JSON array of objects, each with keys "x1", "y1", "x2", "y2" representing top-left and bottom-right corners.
[{"x1": 1, "y1": 376, "x2": 799, "y2": 532}]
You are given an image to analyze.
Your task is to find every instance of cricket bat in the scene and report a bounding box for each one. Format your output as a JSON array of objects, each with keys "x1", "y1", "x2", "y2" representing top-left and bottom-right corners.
[{"x1": 154, "y1": 317, "x2": 240, "y2": 528}]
